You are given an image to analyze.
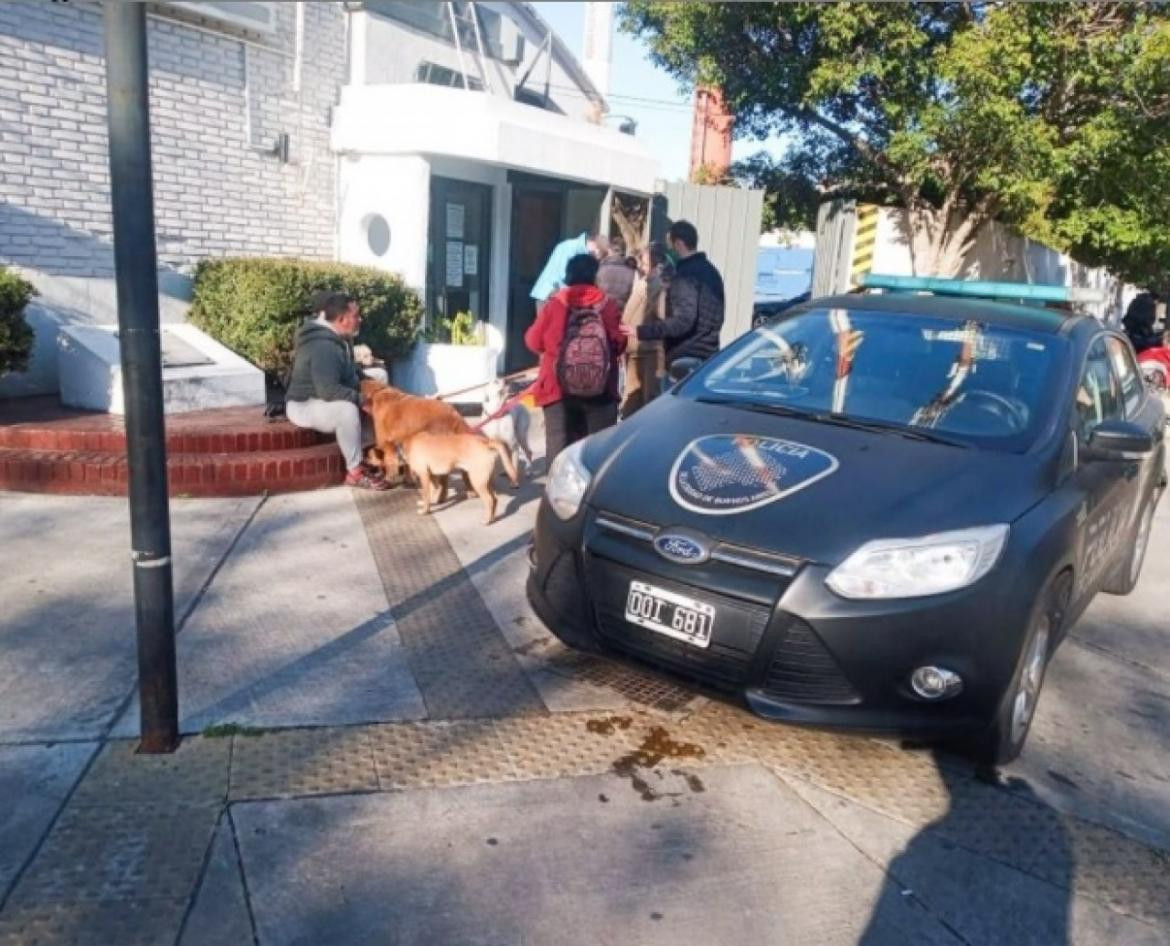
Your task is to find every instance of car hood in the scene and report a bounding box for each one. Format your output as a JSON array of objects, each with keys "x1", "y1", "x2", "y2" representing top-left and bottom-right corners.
[{"x1": 584, "y1": 396, "x2": 1052, "y2": 565}]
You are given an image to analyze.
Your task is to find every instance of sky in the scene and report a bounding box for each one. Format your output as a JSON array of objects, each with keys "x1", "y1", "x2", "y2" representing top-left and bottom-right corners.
[{"x1": 530, "y1": 1, "x2": 785, "y2": 183}]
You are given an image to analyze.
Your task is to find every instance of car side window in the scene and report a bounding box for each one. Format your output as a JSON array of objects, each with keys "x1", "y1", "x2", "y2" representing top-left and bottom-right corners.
[
  {"x1": 1075, "y1": 337, "x2": 1123, "y2": 442},
  {"x1": 1105, "y1": 335, "x2": 1144, "y2": 417}
]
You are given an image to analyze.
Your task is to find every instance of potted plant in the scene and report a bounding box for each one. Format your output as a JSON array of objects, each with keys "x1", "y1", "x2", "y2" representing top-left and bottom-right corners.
[{"x1": 392, "y1": 311, "x2": 499, "y2": 397}]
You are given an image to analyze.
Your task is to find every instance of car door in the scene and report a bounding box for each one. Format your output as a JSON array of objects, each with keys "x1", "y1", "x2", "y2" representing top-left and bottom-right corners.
[
  {"x1": 1068, "y1": 335, "x2": 1133, "y2": 603},
  {"x1": 1105, "y1": 331, "x2": 1162, "y2": 516}
]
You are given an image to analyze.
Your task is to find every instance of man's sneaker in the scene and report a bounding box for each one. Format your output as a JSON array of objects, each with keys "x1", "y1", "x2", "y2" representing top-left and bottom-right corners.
[{"x1": 345, "y1": 468, "x2": 391, "y2": 490}]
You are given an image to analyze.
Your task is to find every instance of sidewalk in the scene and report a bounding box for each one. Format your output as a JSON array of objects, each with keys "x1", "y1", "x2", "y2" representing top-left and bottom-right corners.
[{"x1": 2, "y1": 470, "x2": 1170, "y2": 944}]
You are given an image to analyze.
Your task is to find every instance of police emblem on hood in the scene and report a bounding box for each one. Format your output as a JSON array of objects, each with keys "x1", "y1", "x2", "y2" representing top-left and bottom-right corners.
[{"x1": 669, "y1": 434, "x2": 838, "y2": 515}]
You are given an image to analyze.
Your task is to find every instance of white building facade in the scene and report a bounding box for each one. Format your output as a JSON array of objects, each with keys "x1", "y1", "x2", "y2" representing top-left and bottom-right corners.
[{"x1": 0, "y1": 0, "x2": 657, "y2": 398}]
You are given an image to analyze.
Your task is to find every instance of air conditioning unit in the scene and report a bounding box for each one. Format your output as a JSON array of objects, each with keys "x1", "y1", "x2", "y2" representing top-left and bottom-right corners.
[{"x1": 157, "y1": 1, "x2": 278, "y2": 36}]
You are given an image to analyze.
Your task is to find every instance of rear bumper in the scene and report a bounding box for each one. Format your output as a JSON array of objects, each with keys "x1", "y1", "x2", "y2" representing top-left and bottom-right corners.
[{"x1": 528, "y1": 500, "x2": 1039, "y2": 738}]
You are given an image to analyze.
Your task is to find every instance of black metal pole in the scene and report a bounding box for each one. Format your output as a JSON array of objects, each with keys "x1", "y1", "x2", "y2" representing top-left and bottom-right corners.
[{"x1": 103, "y1": 2, "x2": 178, "y2": 753}]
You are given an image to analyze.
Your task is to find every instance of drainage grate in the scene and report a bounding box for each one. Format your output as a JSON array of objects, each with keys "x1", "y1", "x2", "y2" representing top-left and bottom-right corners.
[{"x1": 544, "y1": 650, "x2": 701, "y2": 714}]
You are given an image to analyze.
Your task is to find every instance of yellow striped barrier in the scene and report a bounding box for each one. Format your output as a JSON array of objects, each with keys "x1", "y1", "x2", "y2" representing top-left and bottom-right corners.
[{"x1": 850, "y1": 203, "x2": 880, "y2": 287}]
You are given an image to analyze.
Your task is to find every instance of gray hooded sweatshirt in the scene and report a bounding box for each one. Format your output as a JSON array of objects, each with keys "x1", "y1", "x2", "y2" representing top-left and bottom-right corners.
[{"x1": 285, "y1": 319, "x2": 361, "y2": 405}]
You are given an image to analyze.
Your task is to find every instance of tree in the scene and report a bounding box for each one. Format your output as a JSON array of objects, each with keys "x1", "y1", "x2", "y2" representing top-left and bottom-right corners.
[
  {"x1": 621, "y1": 2, "x2": 1170, "y2": 282},
  {"x1": 610, "y1": 192, "x2": 649, "y2": 254}
]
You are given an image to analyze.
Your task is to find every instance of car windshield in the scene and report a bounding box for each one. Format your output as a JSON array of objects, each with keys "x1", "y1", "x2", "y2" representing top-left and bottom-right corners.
[{"x1": 689, "y1": 306, "x2": 1063, "y2": 451}]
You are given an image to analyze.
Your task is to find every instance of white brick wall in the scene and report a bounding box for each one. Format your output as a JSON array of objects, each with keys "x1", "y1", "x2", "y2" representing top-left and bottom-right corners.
[{"x1": 0, "y1": 0, "x2": 346, "y2": 279}]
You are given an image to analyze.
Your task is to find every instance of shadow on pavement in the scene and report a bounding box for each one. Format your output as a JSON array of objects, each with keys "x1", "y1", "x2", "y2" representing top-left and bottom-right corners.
[{"x1": 860, "y1": 750, "x2": 1073, "y2": 945}]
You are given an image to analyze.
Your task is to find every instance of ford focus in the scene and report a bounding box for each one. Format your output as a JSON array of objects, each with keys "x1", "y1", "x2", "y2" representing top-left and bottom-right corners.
[{"x1": 527, "y1": 286, "x2": 1166, "y2": 764}]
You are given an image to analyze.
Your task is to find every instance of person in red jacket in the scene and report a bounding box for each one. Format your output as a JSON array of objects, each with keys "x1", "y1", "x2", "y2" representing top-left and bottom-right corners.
[{"x1": 525, "y1": 253, "x2": 627, "y2": 463}]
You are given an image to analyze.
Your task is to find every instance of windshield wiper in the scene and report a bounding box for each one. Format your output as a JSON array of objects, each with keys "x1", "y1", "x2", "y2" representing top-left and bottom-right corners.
[
  {"x1": 696, "y1": 396, "x2": 819, "y2": 420},
  {"x1": 809, "y1": 413, "x2": 971, "y2": 448},
  {"x1": 695, "y1": 397, "x2": 970, "y2": 448}
]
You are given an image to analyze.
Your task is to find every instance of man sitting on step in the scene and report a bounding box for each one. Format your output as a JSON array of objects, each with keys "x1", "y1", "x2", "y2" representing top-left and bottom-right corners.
[{"x1": 285, "y1": 292, "x2": 389, "y2": 490}]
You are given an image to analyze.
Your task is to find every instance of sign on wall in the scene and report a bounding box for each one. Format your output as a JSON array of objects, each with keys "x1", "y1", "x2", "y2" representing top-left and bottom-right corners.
[
  {"x1": 446, "y1": 241, "x2": 464, "y2": 287},
  {"x1": 446, "y1": 203, "x2": 465, "y2": 240}
]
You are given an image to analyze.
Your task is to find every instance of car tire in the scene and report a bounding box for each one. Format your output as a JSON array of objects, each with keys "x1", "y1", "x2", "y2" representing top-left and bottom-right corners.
[
  {"x1": 1103, "y1": 499, "x2": 1154, "y2": 596},
  {"x1": 968, "y1": 572, "x2": 1070, "y2": 768}
]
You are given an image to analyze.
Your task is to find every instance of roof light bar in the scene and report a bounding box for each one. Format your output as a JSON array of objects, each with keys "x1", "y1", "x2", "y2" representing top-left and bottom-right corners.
[{"x1": 859, "y1": 273, "x2": 1104, "y2": 305}]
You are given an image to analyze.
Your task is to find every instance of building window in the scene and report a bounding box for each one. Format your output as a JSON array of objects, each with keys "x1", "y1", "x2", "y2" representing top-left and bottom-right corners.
[
  {"x1": 416, "y1": 62, "x2": 484, "y2": 92},
  {"x1": 365, "y1": 1, "x2": 515, "y2": 61},
  {"x1": 365, "y1": 215, "x2": 391, "y2": 257},
  {"x1": 156, "y1": 1, "x2": 277, "y2": 36}
]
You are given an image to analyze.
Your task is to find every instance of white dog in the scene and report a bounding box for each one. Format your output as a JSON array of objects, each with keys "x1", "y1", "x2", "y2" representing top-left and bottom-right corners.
[{"x1": 481, "y1": 378, "x2": 534, "y2": 472}]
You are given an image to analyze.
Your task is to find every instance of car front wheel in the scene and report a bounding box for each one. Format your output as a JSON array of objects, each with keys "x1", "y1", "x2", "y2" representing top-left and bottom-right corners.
[{"x1": 969, "y1": 573, "x2": 1070, "y2": 768}]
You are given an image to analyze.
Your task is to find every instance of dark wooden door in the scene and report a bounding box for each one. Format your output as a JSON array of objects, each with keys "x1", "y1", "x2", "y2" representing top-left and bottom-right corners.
[{"x1": 506, "y1": 189, "x2": 563, "y2": 373}]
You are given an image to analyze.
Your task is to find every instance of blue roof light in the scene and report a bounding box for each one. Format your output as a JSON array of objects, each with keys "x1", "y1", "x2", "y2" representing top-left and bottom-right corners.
[{"x1": 859, "y1": 273, "x2": 1104, "y2": 306}]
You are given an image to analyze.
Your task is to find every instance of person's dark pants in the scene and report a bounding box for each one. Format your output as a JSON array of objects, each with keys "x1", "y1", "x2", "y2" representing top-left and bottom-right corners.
[{"x1": 543, "y1": 397, "x2": 618, "y2": 465}]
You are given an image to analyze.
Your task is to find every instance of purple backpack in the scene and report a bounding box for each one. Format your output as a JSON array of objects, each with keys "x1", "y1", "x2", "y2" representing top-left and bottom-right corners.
[{"x1": 556, "y1": 305, "x2": 611, "y2": 398}]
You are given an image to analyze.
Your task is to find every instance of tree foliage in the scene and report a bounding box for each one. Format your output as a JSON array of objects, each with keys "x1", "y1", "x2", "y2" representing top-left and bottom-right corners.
[{"x1": 621, "y1": 1, "x2": 1170, "y2": 283}]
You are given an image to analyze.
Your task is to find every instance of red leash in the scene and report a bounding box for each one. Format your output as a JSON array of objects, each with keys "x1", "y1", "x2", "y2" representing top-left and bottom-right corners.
[{"x1": 471, "y1": 381, "x2": 535, "y2": 433}]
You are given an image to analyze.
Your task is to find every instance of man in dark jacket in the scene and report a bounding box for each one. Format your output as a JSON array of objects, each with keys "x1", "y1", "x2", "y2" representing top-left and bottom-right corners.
[
  {"x1": 285, "y1": 292, "x2": 388, "y2": 490},
  {"x1": 596, "y1": 235, "x2": 635, "y2": 310},
  {"x1": 1123, "y1": 290, "x2": 1163, "y2": 352},
  {"x1": 622, "y1": 220, "x2": 723, "y2": 365}
]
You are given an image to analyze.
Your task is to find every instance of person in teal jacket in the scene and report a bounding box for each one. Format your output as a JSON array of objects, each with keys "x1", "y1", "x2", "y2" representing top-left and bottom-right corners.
[{"x1": 530, "y1": 232, "x2": 607, "y2": 303}]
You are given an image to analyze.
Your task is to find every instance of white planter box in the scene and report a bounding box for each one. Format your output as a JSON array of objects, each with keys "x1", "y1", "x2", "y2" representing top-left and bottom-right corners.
[{"x1": 392, "y1": 343, "x2": 499, "y2": 398}]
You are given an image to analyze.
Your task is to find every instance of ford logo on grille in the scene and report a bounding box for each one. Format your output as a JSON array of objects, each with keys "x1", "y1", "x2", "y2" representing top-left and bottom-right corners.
[{"x1": 653, "y1": 533, "x2": 710, "y2": 564}]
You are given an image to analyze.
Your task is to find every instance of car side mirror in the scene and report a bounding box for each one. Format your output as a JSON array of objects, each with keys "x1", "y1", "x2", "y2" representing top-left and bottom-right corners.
[
  {"x1": 1083, "y1": 420, "x2": 1154, "y2": 462},
  {"x1": 668, "y1": 357, "x2": 702, "y2": 384}
]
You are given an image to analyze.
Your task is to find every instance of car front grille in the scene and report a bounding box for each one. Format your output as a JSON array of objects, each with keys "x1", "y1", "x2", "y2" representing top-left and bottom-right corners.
[
  {"x1": 594, "y1": 511, "x2": 801, "y2": 579},
  {"x1": 761, "y1": 617, "x2": 861, "y2": 705}
]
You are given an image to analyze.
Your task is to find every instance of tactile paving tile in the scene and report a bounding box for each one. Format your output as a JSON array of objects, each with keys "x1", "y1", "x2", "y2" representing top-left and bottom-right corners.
[
  {"x1": 368, "y1": 720, "x2": 516, "y2": 790},
  {"x1": 70, "y1": 737, "x2": 229, "y2": 808},
  {"x1": 228, "y1": 727, "x2": 378, "y2": 799},
  {"x1": 542, "y1": 650, "x2": 701, "y2": 714},
  {"x1": 494, "y1": 712, "x2": 643, "y2": 781},
  {"x1": 356, "y1": 490, "x2": 545, "y2": 719},
  {"x1": 1064, "y1": 819, "x2": 1170, "y2": 927},
  {"x1": 681, "y1": 701, "x2": 953, "y2": 825},
  {"x1": 8, "y1": 803, "x2": 218, "y2": 906},
  {"x1": 925, "y1": 779, "x2": 1170, "y2": 929},
  {"x1": 0, "y1": 899, "x2": 186, "y2": 946},
  {"x1": 609, "y1": 699, "x2": 1170, "y2": 926}
]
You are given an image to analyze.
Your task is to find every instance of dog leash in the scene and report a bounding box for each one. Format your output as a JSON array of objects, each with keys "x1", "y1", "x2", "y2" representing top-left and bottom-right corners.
[{"x1": 471, "y1": 381, "x2": 536, "y2": 433}]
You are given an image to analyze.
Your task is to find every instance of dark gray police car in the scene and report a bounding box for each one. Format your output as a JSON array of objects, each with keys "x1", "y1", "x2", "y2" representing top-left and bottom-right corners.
[{"x1": 527, "y1": 282, "x2": 1166, "y2": 764}]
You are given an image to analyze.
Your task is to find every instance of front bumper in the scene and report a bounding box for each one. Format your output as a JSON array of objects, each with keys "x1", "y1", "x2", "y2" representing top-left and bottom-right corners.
[{"x1": 528, "y1": 501, "x2": 1039, "y2": 738}]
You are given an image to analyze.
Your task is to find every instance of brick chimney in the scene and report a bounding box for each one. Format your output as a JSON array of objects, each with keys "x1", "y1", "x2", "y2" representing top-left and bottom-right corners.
[{"x1": 689, "y1": 86, "x2": 733, "y2": 182}]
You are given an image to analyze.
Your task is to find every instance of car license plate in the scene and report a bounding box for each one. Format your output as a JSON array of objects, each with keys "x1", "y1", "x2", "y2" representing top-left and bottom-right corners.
[{"x1": 624, "y1": 580, "x2": 715, "y2": 649}]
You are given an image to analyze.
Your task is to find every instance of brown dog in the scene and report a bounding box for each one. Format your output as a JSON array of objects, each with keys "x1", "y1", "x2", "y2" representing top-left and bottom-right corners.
[
  {"x1": 360, "y1": 379, "x2": 473, "y2": 496},
  {"x1": 360, "y1": 379, "x2": 469, "y2": 443},
  {"x1": 402, "y1": 431, "x2": 520, "y2": 524}
]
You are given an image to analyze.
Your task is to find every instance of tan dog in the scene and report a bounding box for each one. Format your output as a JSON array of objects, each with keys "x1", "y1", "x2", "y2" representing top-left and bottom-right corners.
[{"x1": 403, "y1": 431, "x2": 519, "y2": 524}]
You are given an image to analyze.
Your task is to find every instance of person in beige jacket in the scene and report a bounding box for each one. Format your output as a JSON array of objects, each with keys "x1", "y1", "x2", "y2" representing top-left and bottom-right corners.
[{"x1": 620, "y1": 242, "x2": 672, "y2": 418}]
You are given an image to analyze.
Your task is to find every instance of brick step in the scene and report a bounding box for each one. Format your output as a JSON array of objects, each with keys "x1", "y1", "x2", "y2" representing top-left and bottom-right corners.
[
  {"x1": 0, "y1": 415, "x2": 327, "y2": 455},
  {"x1": 0, "y1": 443, "x2": 345, "y2": 498}
]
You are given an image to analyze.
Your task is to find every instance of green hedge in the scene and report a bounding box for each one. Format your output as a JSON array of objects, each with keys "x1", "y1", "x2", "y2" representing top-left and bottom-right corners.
[
  {"x1": 0, "y1": 266, "x2": 36, "y2": 377},
  {"x1": 188, "y1": 258, "x2": 423, "y2": 376}
]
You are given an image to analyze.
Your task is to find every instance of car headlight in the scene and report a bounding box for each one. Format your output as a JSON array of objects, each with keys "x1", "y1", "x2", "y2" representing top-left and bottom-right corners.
[
  {"x1": 546, "y1": 440, "x2": 592, "y2": 520},
  {"x1": 826, "y1": 524, "x2": 1009, "y2": 599}
]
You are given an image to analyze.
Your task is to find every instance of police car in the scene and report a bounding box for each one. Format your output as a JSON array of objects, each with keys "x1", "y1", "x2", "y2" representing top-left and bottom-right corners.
[{"x1": 527, "y1": 276, "x2": 1167, "y2": 765}]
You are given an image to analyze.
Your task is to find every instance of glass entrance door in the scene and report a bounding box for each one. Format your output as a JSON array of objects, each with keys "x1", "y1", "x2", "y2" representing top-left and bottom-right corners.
[
  {"x1": 427, "y1": 177, "x2": 492, "y2": 335},
  {"x1": 505, "y1": 173, "x2": 605, "y2": 373}
]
